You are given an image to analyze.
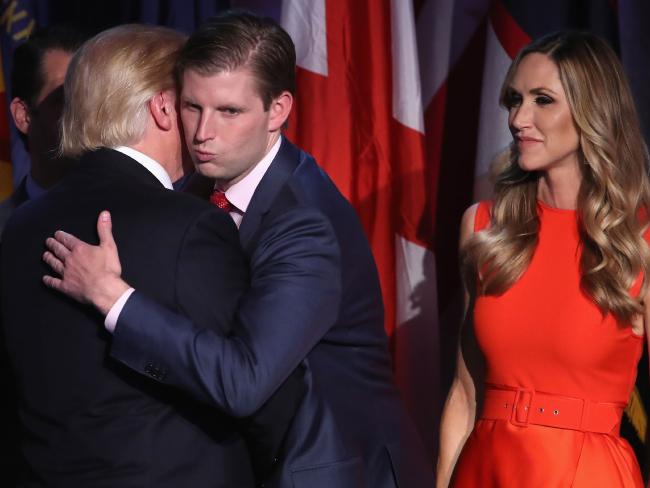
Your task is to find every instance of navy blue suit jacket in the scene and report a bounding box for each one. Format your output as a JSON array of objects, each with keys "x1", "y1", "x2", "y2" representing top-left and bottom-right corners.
[{"x1": 112, "y1": 139, "x2": 435, "y2": 487}]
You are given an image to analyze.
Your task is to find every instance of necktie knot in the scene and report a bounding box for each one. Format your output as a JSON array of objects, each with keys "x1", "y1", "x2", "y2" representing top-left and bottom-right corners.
[{"x1": 210, "y1": 189, "x2": 232, "y2": 213}]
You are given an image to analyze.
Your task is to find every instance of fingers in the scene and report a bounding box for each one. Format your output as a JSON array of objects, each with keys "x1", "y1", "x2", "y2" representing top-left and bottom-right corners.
[
  {"x1": 53, "y1": 230, "x2": 81, "y2": 251},
  {"x1": 45, "y1": 236, "x2": 71, "y2": 261},
  {"x1": 42, "y1": 251, "x2": 65, "y2": 276},
  {"x1": 42, "y1": 274, "x2": 78, "y2": 303},
  {"x1": 96, "y1": 211, "x2": 117, "y2": 249},
  {"x1": 42, "y1": 274, "x2": 63, "y2": 291}
]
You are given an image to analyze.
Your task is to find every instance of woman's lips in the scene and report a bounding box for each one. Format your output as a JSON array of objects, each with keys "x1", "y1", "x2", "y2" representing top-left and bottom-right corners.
[{"x1": 517, "y1": 137, "x2": 542, "y2": 149}]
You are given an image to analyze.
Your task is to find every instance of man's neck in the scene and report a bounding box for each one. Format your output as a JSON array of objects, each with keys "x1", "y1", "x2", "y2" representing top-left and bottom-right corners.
[
  {"x1": 129, "y1": 141, "x2": 183, "y2": 183},
  {"x1": 113, "y1": 146, "x2": 174, "y2": 190}
]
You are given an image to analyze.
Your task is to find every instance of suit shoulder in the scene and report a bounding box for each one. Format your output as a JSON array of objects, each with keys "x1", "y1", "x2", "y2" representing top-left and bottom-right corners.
[
  {"x1": 288, "y1": 157, "x2": 361, "y2": 225},
  {"x1": 254, "y1": 155, "x2": 362, "y2": 255},
  {"x1": 269, "y1": 155, "x2": 334, "y2": 208}
]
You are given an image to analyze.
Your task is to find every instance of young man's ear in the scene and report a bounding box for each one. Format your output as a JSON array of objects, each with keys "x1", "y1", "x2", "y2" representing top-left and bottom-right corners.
[
  {"x1": 268, "y1": 91, "x2": 293, "y2": 132},
  {"x1": 149, "y1": 90, "x2": 175, "y2": 131},
  {"x1": 10, "y1": 97, "x2": 31, "y2": 135}
]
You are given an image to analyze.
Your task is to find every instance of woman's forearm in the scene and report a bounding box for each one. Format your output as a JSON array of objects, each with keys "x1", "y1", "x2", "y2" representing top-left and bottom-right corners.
[{"x1": 436, "y1": 378, "x2": 476, "y2": 488}]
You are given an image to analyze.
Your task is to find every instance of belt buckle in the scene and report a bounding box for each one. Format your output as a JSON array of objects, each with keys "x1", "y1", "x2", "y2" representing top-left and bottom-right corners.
[{"x1": 510, "y1": 389, "x2": 534, "y2": 427}]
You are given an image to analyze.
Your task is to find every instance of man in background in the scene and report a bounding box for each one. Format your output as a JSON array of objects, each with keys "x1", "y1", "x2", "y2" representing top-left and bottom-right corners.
[
  {"x1": 0, "y1": 25, "x2": 84, "y2": 237},
  {"x1": 0, "y1": 25, "x2": 84, "y2": 482}
]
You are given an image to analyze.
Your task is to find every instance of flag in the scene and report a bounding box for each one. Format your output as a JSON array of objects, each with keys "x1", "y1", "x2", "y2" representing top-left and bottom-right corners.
[{"x1": 281, "y1": 0, "x2": 440, "y2": 455}]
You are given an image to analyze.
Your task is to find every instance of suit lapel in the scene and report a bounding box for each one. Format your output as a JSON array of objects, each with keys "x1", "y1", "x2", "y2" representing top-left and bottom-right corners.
[{"x1": 238, "y1": 138, "x2": 302, "y2": 250}]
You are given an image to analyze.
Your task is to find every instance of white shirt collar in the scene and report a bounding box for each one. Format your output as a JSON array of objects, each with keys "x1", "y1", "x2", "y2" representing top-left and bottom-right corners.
[
  {"x1": 223, "y1": 135, "x2": 282, "y2": 214},
  {"x1": 113, "y1": 146, "x2": 173, "y2": 190}
]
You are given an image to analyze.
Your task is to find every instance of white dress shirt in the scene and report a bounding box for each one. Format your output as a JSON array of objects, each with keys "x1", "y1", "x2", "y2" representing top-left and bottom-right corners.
[{"x1": 113, "y1": 146, "x2": 174, "y2": 190}]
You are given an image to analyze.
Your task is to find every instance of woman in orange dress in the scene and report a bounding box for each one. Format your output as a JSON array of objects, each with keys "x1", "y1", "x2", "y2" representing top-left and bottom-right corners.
[{"x1": 436, "y1": 31, "x2": 650, "y2": 487}]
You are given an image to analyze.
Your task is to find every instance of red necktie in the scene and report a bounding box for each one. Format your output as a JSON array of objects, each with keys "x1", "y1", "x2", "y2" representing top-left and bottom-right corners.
[{"x1": 209, "y1": 189, "x2": 232, "y2": 213}]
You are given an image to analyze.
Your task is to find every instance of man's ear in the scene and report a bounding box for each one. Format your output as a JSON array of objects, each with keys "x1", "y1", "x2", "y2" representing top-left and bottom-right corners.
[
  {"x1": 10, "y1": 97, "x2": 30, "y2": 134},
  {"x1": 149, "y1": 90, "x2": 175, "y2": 131},
  {"x1": 268, "y1": 91, "x2": 293, "y2": 132}
]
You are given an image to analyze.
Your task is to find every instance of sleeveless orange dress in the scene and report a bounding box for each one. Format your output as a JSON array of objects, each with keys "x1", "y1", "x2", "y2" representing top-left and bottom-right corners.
[{"x1": 452, "y1": 200, "x2": 646, "y2": 487}]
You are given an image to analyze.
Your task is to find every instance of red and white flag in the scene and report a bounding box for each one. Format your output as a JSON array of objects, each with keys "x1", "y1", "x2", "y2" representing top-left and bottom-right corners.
[{"x1": 281, "y1": 0, "x2": 439, "y2": 454}]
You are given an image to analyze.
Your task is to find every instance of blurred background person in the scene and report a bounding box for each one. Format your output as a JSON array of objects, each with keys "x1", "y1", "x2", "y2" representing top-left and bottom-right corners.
[
  {"x1": 0, "y1": 25, "x2": 83, "y2": 483},
  {"x1": 0, "y1": 25, "x2": 84, "y2": 237}
]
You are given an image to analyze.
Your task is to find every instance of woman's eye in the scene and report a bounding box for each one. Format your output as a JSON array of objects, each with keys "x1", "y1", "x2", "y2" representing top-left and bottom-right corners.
[
  {"x1": 535, "y1": 95, "x2": 553, "y2": 105},
  {"x1": 503, "y1": 91, "x2": 522, "y2": 108}
]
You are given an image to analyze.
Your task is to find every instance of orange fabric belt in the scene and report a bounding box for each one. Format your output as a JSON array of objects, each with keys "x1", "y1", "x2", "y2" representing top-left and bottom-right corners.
[{"x1": 480, "y1": 385, "x2": 625, "y2": 435}]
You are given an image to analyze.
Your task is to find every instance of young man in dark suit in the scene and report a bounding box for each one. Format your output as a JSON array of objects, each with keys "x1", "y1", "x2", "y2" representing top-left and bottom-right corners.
[
  {"x1": 43, "y1": 12, "x2": 435, "y2": 488},
  {"x1": 2, "y1": 24, "x2": 304, "y2": 487}
]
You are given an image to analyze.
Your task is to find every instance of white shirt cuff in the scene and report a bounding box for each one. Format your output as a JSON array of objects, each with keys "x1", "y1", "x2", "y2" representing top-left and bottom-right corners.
[{"x1": 104, "y1": 287, "x2": 136, "y2": 333}]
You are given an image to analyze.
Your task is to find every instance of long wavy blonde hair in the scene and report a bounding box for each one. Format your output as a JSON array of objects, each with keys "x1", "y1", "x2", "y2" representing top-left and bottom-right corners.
[{"x1": 462, "y1": 31, "x2": 650, "y2": 323}]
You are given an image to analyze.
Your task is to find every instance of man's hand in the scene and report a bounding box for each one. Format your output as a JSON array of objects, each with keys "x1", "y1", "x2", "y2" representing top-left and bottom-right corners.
[{"x1": 42, "y1": 211, "x2": 130, "y2": 315}]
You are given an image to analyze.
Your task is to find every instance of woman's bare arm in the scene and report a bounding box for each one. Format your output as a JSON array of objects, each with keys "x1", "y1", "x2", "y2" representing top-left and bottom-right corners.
[{"x1": 436, "y1": 203, "x2": 484, "y2": 487}]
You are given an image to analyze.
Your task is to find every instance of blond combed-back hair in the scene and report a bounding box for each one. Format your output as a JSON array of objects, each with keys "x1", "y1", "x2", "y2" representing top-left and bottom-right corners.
[
  {"x1": 462, "y1": 31, "x2": 650, "y2": 323},
  {"x1": 60, "y1": 24, "x2": 186, "y2": 156}
]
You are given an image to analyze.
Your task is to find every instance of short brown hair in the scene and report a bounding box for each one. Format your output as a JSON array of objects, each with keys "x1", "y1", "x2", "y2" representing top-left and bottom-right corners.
[{"x1": 176, "y1": 11, "x2": 296, "y2": 110}]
